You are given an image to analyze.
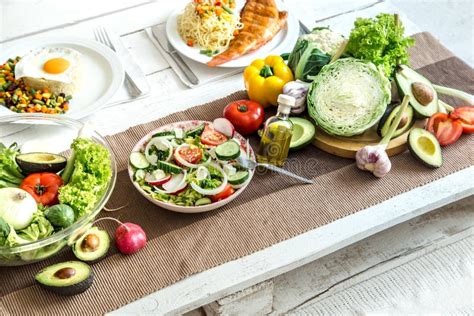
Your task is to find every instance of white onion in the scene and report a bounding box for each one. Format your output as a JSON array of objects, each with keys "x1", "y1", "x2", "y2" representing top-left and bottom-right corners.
[
  {"x1": 190, "y1": 163, "x2": 228, "y2": 195},
  {"x1": 145, "y1": 138, "x2": 173, "y2": 164}
]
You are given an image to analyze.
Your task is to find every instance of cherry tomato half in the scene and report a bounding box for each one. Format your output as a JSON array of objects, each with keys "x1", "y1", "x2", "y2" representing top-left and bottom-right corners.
[
  {"x1": 200, "y1": 125, "x2": 228, "y2": 146},
  {"x1": 20, "y1": 172, "x2": 63, "y2": 206},
  {"x1": 223, "y1": 100, "x2": 265, "y2": 135},
  {"x1": 175, "y1": 145, "x2": 203, "y2": 165},
  {"x1": 210, "y1": 184, "x2": 235, "y2": 202},
  {"x1": 426, "y1": 112, "x2": 463, "y2": 146}
]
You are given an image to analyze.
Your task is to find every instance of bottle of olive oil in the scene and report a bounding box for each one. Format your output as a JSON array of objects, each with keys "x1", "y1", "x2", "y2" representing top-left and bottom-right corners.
[{"x1": 257, "y1": 95, "x2": 295, "y2": 167}]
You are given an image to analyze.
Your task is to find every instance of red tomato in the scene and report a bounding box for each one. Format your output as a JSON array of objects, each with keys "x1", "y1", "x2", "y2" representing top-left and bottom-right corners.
[
  {"x1": 210, "y1": 184, "x2": 235, "y2": 202},
  {"x1": 450, "y1": 106, "x2": 474, "y2": 134},
  {"x1": 201, "y1": 125, "x2": 228, "y2": 146},
  {"x1": 20, "y1": 173, "x2": 63, "y2": 206},
  {"x1": 175, "y1": 145, "x2": 203, "y2": 165},
  {"x1": 426, "y1": 112, "x2": 463, "y2": 146},
  {"x1": 223, "y1": 100, "x2": 265, "y2": 135}
]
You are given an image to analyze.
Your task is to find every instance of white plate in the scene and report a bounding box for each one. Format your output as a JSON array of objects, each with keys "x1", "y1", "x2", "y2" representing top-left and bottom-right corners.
[
  {"x1": 0, "y1": 37, "x2": 124, "y2": 119},
  {"x1": 166, "y1": 0, "x2": 300, "y2": 68},
  {"x1": 129, "y1": 120, "x2": 255, "y2": 213}
]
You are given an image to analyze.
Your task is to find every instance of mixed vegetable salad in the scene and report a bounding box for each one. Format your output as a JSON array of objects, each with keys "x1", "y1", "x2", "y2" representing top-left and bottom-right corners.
[
  {"x1": 130, "y1": 119, "x2": 252, "y2": 207},
  {"x1": 0, "y1": 137, "x2": 112, "y2": 259}
]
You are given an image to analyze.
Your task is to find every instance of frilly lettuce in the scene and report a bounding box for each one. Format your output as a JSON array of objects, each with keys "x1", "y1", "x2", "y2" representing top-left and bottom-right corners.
[{"x1": 59, "y1": 138, "x2": 112, "y2": 219}]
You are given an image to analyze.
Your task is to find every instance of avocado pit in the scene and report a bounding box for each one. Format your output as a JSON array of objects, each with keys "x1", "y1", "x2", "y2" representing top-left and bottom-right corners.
[
  {"x1": 81, "y1": 234, "x2": 100, "y2": 252},
  {"x1": 54, "y1": 267, "x2": 76, "y2": 279}
]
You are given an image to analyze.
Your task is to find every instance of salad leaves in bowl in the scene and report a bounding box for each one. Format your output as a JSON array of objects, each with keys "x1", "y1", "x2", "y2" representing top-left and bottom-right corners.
[
  {"x1": 128, "y1": 120, "x2": 255, "y2": 213},
  {"x1": 0, "y1": 115, "x2": 116, "y2": 266}
]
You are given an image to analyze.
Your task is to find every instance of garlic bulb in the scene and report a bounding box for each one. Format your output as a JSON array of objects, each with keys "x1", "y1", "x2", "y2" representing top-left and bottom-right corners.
[
  {"x1": 282, "y1": 80, "x2": 310, "y2": 114},
  {"x1": 355, "y1": 145, "x2": 392, "y2": 178}
]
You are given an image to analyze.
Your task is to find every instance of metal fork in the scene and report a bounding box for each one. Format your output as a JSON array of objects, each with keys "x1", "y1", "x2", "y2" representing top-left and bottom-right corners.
[
  {"x1": 236, "y1": 156, "x2": 313, "y2": 184},
  {"x1": 93, "y1": 27, "x2": 142, "y2": 97}
]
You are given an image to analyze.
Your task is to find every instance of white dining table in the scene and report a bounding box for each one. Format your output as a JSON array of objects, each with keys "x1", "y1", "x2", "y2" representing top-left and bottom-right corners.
[{"x1": 1, "y1": 0, "x2": 473, "y2": 314}]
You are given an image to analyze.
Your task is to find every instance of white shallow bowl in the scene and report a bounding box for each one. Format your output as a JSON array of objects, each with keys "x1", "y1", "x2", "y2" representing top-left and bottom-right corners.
[
  {"x1": 128, "y1": 120, "x2": 255, "y2": 213},
  {"x1": 0, "y1": 37, "x2": 124, "y2": 119},
  {"x1": 165, "y1": 0, "x2": 299, "y2": 68}
]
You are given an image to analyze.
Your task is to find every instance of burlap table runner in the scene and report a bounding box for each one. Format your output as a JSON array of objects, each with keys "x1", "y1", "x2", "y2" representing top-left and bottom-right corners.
[{"x1": 1, "y1": 33, "x2": 473, "y2": 315}]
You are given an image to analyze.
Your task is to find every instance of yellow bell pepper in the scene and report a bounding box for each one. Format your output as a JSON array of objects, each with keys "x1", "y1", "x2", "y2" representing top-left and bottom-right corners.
[{"x1": 243, "y1": 55, "x2": 294, "y2": 107}]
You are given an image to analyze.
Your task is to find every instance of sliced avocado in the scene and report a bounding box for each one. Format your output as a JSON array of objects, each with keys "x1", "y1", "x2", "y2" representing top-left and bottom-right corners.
[
  {"x1": 73, "y1": 227, "x2": 110, "y2": 262},
  {"x1": 16, "y1": 152, "x2": 67, "y2": 175},
  {"x1": 407, "y1": 128, "x2": 442, "y2": 168},
  {"x1": 395, "y1": 65, "x2": 438, "y2": 118},
  {"x1": 377, "y1": 103, "x2": 415, "y2": 139},
  {"x1": 35, "y1": 261, "x2": 93, "y2": 296},
  {"x1": 289, "y1": 117, "x2": 316, "y2": 151}
]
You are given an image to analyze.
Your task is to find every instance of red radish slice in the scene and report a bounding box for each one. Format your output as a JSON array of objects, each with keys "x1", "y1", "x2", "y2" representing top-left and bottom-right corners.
[
  {"x1": 213, "y1": 118, "x2": 235, "y2": 137},
  {"x1": 145, "y1": 170, "x2": 171, "y2": 186},
  {"x1": 154, "y1": 171, "x2": 187, "y2": 195}
]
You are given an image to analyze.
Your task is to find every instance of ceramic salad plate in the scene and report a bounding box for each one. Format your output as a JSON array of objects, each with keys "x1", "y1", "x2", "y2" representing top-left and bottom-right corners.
[{"x1": 128, "y1": 120, "x2": 255, "y2": 213}]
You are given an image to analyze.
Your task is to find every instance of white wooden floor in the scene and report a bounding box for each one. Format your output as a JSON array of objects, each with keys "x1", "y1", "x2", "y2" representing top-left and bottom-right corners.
[{"x1": 187, "y1": 195, "x2": 473, "y2": 315}]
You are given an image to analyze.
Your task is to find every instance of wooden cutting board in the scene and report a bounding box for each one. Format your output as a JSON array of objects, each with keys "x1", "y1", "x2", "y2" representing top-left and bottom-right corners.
[{"x1": 312, "y1": 120, "x2": 426, "y2": 159}]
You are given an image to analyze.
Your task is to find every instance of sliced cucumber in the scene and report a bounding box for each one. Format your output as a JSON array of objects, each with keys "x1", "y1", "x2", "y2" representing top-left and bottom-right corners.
[
  {"x1": 135, "y1": 169, "x2": 146, "y2": 181},
  {"x1": 228, "y1": 170, "x2": 249, "y2": 185},
  {"x1": 130, "y1": 152, "x2": 150, "y2": 169},
  {"x1": 195, "y1": 197, "x2": 212, "y2": 206},
  {"x1": 152, "y1": 131, "x2": 175, "y2": 138},
  {"x1": 215, "y1": 141, "x2": 240, "y2": 160},
  {"x1": 156, "y1": 160, "x2": 183, "y2": 174},
  {"x1": 185, "y1": 124, "x2": 205, "y2": 138}
]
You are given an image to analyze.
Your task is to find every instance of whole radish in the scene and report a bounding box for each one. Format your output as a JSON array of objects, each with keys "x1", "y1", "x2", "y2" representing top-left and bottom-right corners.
[
  {"x1": 115, "y1": 223, "x2": 147, "y2": 255},
  {"x1": 92, "y1": 217, "x2": 147, "y2": 255}
]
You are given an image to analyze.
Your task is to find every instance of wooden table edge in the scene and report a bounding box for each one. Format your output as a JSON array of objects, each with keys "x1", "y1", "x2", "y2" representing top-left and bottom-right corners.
[{"x1": 111, "y1": 166, "x2": 474, "y2": 315}]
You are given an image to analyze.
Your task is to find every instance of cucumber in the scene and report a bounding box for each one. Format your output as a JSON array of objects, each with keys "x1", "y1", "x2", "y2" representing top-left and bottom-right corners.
[
  {"x1": 134, "y1": 169, "x2": 146, "y2": 181},
  {"x1": 130, "y1": 152, "x2": 150, "y2": 169},
  {"x1": 185, "y1": 124, "x2": 205, "y2": 138},
  {"x1": 228, "y1": 170, "x2": 249, "y2": 185},
  {"x1": 156, "y1": 160, "x2": 183, "y2": 174},
  {"x1": 215, "y1": 141, "x2": 240, "y2": 160},
  {"x1": 195, "y1": 197, "x2": 212, "y2": 206},
  {"x1": 152, "y1": 131, "x2": 175, "y2": 138}
]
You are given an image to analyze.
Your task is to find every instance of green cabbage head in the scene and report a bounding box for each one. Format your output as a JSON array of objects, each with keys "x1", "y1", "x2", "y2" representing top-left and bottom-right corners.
[{"x1": 307, "y1": 58, "x2": 391, "y2": 137}]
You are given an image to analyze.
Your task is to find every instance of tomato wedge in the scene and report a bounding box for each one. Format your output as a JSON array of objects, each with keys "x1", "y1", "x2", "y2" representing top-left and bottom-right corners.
[
  {"x1": 175, "y1": 145, "x2": 202, "y2": 164},
  {"x1": 20, "y1": 172, "x2": 63, "y2": 206},
  {"x1": 450, "y1": 106, "x2": 474, "y2": 134},
  {"x1": 201, "y1": 125, "x2": 228, "y2": 146},
  {"x1": 210, "y1": 184, "x2": 235, "y2": 202},
  {"x1": 426, "y1": 113, "x2": 463, "y2": 146}
]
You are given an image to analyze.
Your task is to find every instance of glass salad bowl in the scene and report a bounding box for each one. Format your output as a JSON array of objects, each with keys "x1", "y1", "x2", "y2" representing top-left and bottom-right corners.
[{"x1": 0, "y1": 114, "x2": 117, "y2": 266}]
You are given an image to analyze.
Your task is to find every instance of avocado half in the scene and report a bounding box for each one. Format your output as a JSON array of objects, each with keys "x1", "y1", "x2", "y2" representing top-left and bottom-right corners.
[
  {"x1": 395, "y1": 65, "x2": 438, "y2": 118},
  {"x1": 35, "y1": 261, "x2": 93, "y2": 296},
  {"x1": 73, "y1": 227, "x2": 110, "y2": 262},
  {"x1": 289, "y1": 117, "x2": 316, "y2": 151},
  {"x1": 377, "y1": 103, "x2": 415, "y2": 139},
  {"x1": 16, "y1": 152, "x2": 67, "y2": 174},
  {"x1": 407, "y1": 128, "x2": 443, "y2": 168}
]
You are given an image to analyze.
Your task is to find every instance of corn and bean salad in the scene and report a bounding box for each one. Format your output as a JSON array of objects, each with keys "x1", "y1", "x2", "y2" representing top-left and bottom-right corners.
[{"x1": 0, "y1": 57, "x2": 71, "y2": 114}]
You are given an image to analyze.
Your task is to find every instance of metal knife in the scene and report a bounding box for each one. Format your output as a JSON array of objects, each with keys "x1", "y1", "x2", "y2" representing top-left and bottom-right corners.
[
  {"x1": 151, "y1": 25, "x2": 199, "y2": 85},
  {"x1": 299, "y1": 21, "x2": 311, "y2": 35},
  {"x1": 106, "y1": 29, "x2": 150, "y2": 97}
]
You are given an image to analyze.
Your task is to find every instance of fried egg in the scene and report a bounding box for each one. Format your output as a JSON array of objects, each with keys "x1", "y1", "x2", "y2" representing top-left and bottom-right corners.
[{"x1": 15, "y1": 47, "x2": 81, "y2": 84}]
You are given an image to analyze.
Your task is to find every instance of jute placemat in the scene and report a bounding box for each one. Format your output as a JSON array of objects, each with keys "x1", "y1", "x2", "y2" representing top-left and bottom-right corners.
[{"x1": 1, "y1": 32, "x2": 473, "y2": 315}]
